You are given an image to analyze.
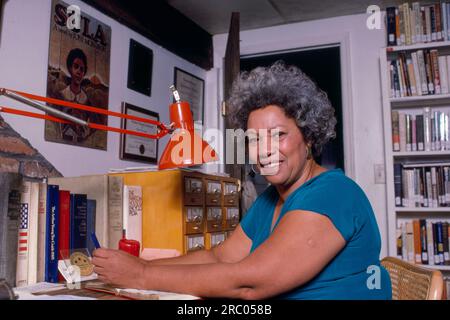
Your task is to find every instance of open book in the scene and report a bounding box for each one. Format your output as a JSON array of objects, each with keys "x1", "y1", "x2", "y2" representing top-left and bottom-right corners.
[{"x1": 84, "y1": 281, "x2": 199, "y2": 300}]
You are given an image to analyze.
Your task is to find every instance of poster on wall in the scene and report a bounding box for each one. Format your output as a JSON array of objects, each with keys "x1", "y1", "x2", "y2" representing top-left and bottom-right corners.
[{"x1": 45, "y1": 0, "x2": 111, "y2": 150}]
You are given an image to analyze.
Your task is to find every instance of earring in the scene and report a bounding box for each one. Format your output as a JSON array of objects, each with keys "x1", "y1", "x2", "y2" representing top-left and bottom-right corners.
[{"x1": 251, "y1": 164, "x2": 260, "y2": 175}]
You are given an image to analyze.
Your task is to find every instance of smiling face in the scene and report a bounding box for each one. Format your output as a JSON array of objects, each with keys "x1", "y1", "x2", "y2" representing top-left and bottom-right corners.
[{"x1": 247, "y1": 105, "x2": 310, "y2": 187}]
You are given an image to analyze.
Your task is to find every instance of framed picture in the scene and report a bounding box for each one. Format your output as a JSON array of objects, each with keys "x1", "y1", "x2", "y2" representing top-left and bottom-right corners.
[
  {"x1": 174, "y1": 67, "x2": 204, "y2": 129},
  {"x1": 45, "y1": 0, "x2": 111, "y2": 150},
  {"x1": 127, "y1": 39, "x2": 153, "y2": 96},
  {"x1": 119, "y1": 103, "x2": 159, "y2": 164}
]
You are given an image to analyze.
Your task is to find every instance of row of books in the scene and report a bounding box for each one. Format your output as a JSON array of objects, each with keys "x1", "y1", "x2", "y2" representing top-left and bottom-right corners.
[
  {"x1": 391, "y1": 109, "x2": 450, "y2": 152},
  {"x1": 388, "y1": 50, "x2": 450, "y2": 98},
  {"x1": 396, "y1": 220, "x2": 450, "y2": 266},
  {"x1": 0, "y1": 173, "x2": 143, "y2": 288},
  {"x1": 386, "y1": 2, "x2": 450, "y2": 46},
  {"x1": 394, "y1": 163, "x2": 450, "y2": 208}
]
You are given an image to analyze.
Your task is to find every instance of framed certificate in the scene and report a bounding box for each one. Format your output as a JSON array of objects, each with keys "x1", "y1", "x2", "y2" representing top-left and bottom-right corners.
[
  {"x1": 119, "y1": 103, "x2": 159, "y2": 164},
  {"x1": 174, "y1": 67, "x2": 205, "y2": 129}
]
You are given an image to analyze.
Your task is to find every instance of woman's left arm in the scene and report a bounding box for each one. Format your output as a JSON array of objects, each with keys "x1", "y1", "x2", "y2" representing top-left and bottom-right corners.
[{"x1": 93, "y1": 210, "x2": 345, "y2": 299}]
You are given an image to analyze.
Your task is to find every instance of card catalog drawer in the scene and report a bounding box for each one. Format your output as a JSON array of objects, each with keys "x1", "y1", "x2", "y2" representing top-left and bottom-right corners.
[
  {"x1": 223, "y1": 195, "x2": 238, "y2": 207},
  {"x1": 206, "y1": 180, "x2": 222, "y2": 194},
  {"x1": 184, "y1": 177, "x2": 203, "y2": 193},
  {"x1": 184, "y1": 177, "x2": 204, "y2": 205},
  {"x1": 205, "y1": 194, "x2": 221, "y2": 206},
  {"x1": 206, "y1": 207, "x2": 223, "y2": 232},
  {"x1": 185, "y1": 234, "x2": 205, "y2": 253},
  {"x1": 224, "y1": 207, "x2": 239, "y2": 229},
  {"x1": 184, "y1": 207, "x2": 204, "y2": 234},
  {"x1": 224, "y1": 183, "x2": 238, "y2": 195},
  {"x1": 206, "y1": 232, "x2": 226, "y2": 249}
]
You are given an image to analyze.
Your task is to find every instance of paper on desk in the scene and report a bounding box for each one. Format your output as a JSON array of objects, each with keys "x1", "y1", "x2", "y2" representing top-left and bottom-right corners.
[
  {"x1": 14, "y1": 282, "x2": 66, "y2": 294},
  {"x1": 16, "y1": 291, "x2": 96, "y2": 300},
  {"x1": 140, "y1": 248, "x2": 181, "y2": 261},
  {"x1": 118, "y1": 288, "x2": 199, "y2": 300}
]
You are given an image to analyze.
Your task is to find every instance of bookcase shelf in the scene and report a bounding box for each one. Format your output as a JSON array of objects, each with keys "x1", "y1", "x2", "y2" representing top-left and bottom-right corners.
[
  {"x1": 380, "y1": 38, "x2": 450, "y2": 272},
  {"x1": 420, "y1": 265, "x2": 450, "y2": 271},
  {"x1": 393, "y1": 150, "x2": 450, "y2": 157},
  {"x1": 387, "y1": 40, "x2": 450, "y2": 52},
  {"x1": 396, "y1": 207, "x2": 450, "y2": 213},
  {"x1": 390, "y1": 93, "x2": 450, "y2": 105}
]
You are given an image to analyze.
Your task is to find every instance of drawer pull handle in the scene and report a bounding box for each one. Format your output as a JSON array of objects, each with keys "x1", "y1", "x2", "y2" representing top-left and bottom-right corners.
[
  {"x1": 192, "y1": 226, "x2": 199, "y2": 230},
  {"x1": 190, "y1": 244, "x2": 204, "y2": 251},
  {"x1": 231, "y1": 223, "x2": 237, "y2": 228},
  {"x1": 212, "y1": 199, "x2": 218, "y2": 203},
  {"x1": 228, "y1": 199, "x2": 234, "y2": 204}
]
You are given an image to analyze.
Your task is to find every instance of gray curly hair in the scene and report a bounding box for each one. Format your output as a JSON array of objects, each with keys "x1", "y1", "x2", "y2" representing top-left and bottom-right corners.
[{"x1": 227, "y1": 61, "x2": 337, "y2": 156}]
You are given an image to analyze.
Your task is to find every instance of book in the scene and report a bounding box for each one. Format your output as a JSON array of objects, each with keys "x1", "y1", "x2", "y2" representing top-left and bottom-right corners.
[
  {"x1": 392, "y1": 111, "x2": 400, "y2": 151},
  {"x1": 123, "y1": 185, "x2": 143, "y2": 246},
  {"x1": 86, "y1": 200, "x2": 97, "y2": 254},
  {"x1": 70, "y1": 194, "x2": 88, "y2": 251},
  {"x1": 387, "y1": 7, "x2": 397, "y2": 46},
  {"x1": 16, "y1": 181, "x2": 32, "y2": 287},
  {"x1": 0, "y1": 173, "x2": 22, "y2": 287},
  {"x1": 45, "y1": 185, "x2": 59, "y2": 283},
  {"x1": 27, "y1": 182, "x2": 40, "y2": 285},
  {"x1": 58, "y1": 190, "x2": 70, "y2": 282},
  {"x1": 36, "y1": 181, "x2": 47, "y2": 283},
  {"x1": 49, "y1": 175, "x2": 124, "y2": 249}
]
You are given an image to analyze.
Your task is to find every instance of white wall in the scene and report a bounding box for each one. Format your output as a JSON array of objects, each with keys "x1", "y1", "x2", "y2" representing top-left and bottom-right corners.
[
  {"x1": 211, "y1": 13, "x2": 389, "y2": 257},
  {"x1": 0, "y1": 0, "x2": 207, "y2": 176}
]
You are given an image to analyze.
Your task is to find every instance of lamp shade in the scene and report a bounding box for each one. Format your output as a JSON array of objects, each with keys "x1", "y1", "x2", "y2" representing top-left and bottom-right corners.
[{"x1": 158, "y1": 101, "x2": 218, "y2": 170}]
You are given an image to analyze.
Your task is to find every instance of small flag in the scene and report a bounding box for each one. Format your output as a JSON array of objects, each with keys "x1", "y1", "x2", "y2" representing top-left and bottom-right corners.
[{"x1": 19, "y1": 203, "x2": 28, "y2": 252}]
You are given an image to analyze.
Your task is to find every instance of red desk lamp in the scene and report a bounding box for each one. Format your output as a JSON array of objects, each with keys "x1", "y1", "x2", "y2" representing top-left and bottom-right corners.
[{"x1": 0, "y1": 86, "x2": 218, "y2": 170}]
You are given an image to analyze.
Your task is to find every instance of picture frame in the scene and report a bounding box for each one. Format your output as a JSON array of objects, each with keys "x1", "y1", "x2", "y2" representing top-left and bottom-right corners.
[
  {"x1": 174, "y1": 67, "x2": 205, "y2": 130},
  {"x1": 127, "y1": 39, "x2": 153, "y2": 96},
  {"x1": 119, "y1": 103, "x2": 159, "y2": 164}
]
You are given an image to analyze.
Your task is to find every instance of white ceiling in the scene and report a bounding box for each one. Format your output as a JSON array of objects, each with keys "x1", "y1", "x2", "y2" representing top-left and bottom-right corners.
[{"x1": 166, "y1": 0, "x2": 411, "y2": 35}]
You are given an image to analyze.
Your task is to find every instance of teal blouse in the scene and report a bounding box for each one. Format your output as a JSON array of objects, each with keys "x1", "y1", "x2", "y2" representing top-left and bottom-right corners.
[{"x1": 240, "y1": 169, "x2": 392, "y2": 300}]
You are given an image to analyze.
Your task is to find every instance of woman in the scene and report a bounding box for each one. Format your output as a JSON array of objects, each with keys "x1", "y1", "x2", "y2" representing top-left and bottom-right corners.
[{"x1": 92, "y1": 62, "x2": 392, "y2": 299}]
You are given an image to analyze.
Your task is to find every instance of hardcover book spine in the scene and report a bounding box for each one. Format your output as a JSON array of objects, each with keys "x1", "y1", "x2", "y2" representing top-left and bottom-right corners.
[
  {"x1": 108, "y1": 176, "x2": 124, "y2": 249},
  {"x1": 430, "y1": 50, "x2": 441, "y2": 94},
  {"x1": 45, "y1": 185, "x2": 59, "y2": 283},
  {"x1": 416, "y1": 114, "x2": 425, "y2": 151},
  {"x1": 413, "y1": 219, "x2": 422, "y2": 263},
  {"x1": 394, "y1": 163, "x2": 403, "y2": 207},
  {"x1": 387, "y1": 7, "x2": 397, "y2": 46},
  {"x1": 16, "y1": 181, "x2": 31, "y2": 287},
  {"x1": 0, "y1": 173, "x2": 22, "y2": 286},
  {"x1": 70, "y1": 194, "x2": 88, "y2": 251},
  {"x1": 392, "y1": 111, "x2": 400, "y2": 151},
  {"x1": 58, "y1": 190, "x2": 70, "y2": 282},
  {"x1": 87, "y1": 199, "x2": 97, "y2": 254},
  {"x1": 437, "y1": 222, "x2": 445, "y2": 265},
  {"x1": 443, "y1": 222, "x2": 450, "y2": 265},
  {"x1": 417, "y1": 50, "x2": 428, "y2": 93},
  {"x1": 26, "y1": 182, "x2": 40, "y2": 285},
  {"x1": 423, "y1": 107, "x2": 432, "y2": 151},
  {"x1": 438, "y1": 56, "x2": 449, "y2": 94},
  {"x1": 426, "y1": 221, "x2": 435, "y2": 265},
  {"x1": 37, "y1": 181, "x2": 47, "y2": 283},
  {"x1": 420, "y1": 219, "x2": 428, "y2": 264},
  {"x1": 411, "y1": 52, "x2": 422, "y2": 95},
  {"x1": 123, "y1": 185, "x2": 143, "y2": 246}
]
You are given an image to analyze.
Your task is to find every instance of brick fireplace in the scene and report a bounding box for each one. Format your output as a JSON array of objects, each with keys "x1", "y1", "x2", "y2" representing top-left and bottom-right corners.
[{"x1": 0, "y1": 114, "x2": 62, "y2": 179}]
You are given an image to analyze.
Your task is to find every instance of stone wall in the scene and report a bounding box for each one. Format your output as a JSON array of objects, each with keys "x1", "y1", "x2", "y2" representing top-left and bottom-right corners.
[{"x1": 0, "y1": 115, "x2": 62, "y2": 179}]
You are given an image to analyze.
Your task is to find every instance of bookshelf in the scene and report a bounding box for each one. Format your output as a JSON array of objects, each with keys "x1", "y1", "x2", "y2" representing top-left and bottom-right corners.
[{"x1": 380, "y1": 39, "x2": 450, "y2": 273}]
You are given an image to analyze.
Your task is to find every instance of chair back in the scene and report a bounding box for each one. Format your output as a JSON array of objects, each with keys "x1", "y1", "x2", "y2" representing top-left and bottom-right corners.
[{"x1": 381, "y1": 257, "x2": 444, "y2": 300}]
